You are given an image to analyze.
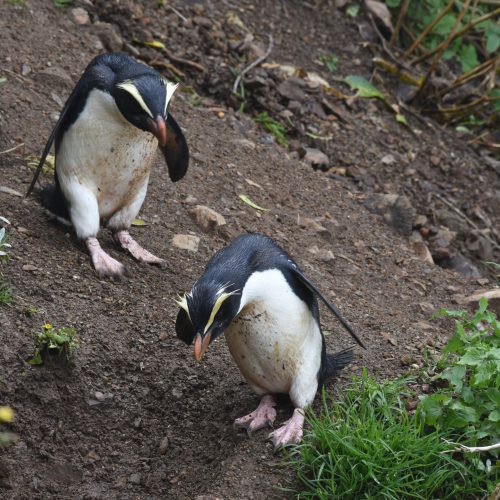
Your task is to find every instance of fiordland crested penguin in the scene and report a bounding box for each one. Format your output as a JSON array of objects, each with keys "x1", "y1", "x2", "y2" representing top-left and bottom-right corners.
[
  {"x1": 175, "y1": 233, "x2": 365, "y2": 449},
  {"x1": 27, "y1": 52, "x2": 189, "y2": 278}
]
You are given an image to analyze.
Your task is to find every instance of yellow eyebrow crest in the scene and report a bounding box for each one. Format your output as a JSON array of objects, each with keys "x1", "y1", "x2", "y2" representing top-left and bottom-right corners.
[
  {"x1": 204, "y1": 288, "x2": 239, "y2": 334},
  {"x1": 176, "y1": 293, "x2": 191, "y2": 321},
  {"x1": 116, "y1": 80, "x2": 154, "y2": 118}
]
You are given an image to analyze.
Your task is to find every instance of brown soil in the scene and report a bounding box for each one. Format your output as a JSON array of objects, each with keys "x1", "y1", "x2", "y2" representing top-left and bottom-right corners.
[{"x1": 0, "y1": 1, "x2": 497, "y2": 499}]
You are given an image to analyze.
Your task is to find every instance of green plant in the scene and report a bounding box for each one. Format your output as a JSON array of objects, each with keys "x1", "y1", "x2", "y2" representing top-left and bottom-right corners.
[
  {"x1": 319, "y1": 53, "x2": 339, "y2": 73},
  {"x1": 373, "y1": 0, "x2": 499, "y2": 130},
  {"x1": 28, "y1": 324, "x2": 80, "y2": 365},
  {"x1": 0, "y1": 219, "x2": 13, "y2": 306},
  {"x1": 254, "y1": 112, "x2": 289, "y2": 146},
  {"x1": 287, "y1": 371, "x2": 494, "y2": 499},
  {"x1": 53, "y1": 0, "x2": 72, "y2": 7},
  {"x1": 420, "y1": 298, "x2": 500, "y2": 453}
]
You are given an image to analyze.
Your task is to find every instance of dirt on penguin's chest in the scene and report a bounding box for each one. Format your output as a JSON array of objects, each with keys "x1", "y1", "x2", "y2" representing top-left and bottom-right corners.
[{"x1": 224, "y1": 302, "x2": 306, "y2": 395}]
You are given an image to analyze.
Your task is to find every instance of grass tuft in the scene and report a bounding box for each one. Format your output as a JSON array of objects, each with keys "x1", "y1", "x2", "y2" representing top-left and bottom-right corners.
[{"x1": 286, "y1": 371, "x2": 495, "y2": 499}]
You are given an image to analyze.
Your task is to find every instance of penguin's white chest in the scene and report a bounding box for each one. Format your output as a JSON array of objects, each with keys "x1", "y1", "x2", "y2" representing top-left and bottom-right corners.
[
  {"x1": 224, "y1": 269, "x2": 322, "y2": 397},
  {"x1": 56, "y1": 89, "x2": 158, "y2": 219}
]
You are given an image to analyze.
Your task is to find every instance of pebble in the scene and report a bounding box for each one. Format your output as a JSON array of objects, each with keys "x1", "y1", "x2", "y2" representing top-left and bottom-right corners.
[
  {"x1": 128, "y1": 473, "x2": 141, "y2": 485},
  {"x1": 159, "y1": 436, "x2": 169, "y2": 455},
  {"x1": 71, "y1": 7, "x2": 90, "y2": 25},
  {"x1": 188, "y1": 205, "x2": 226, "y2": 233},
  {"x1": 172, "y1": 234, "x2": 200, "y2": 253}
]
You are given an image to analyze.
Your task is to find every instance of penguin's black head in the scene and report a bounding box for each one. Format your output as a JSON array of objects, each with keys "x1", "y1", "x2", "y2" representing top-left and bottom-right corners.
[
  {"x1": 175, "y1": 281, "x2": 241, "y2": 362},
  {"x1": 113, "y1": 74, "x2": 178, "y2": 147}
]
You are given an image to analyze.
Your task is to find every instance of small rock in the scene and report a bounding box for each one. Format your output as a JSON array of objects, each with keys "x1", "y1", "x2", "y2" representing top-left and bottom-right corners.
[
  {"x1": 381, "y1": 154, "x2": 396, "y2": 165},
  {"x1": 400, "y1": 355, "x2": 412, "y2": 366},
  {"x1": 317, "y1": 249, "x2": 335, "y2": 262},
  {"x1": 172, "y1": 388, "x2": 182, "y2": 399},
  {"x1": 232, "y1": 138, "x2": 256, "y2": 150},
  {"x1": 299, "y1": 147, "x2": 329, "y2": 170},
  {"x1": 71, "y1": 7, "x2": 90, "y2": 25},
  {"x1": 277, "y1": 79, "x2": 306, "y2": 102},
  {"x1": 297, "y1": 215, "x2": 329, "y2": 236},
  {"x1": 22, "y1": 264, "x2": 38, "y2": 272},
  {"x1": 86, "y1": 450, "x2": 100, "y2": 461},
  {"x1": 21, "y1": 63, "x2": 31, "y2": 76},
  {"x1": 172, "y1": 234, "x2": 200, "y2": 253},
  {"x1": 193, "y1": 16, "x2": 212, "y2": 28},
  {"x1": 158, "y1": 331, "x2": 168, "y2": 341},
  {"x1": 51, "y1": 92, "x2": 64, "y2": 107},
  {"x1": 36, "y1": 66, "x2": 74, "y2": 88},
  {"x1": 380, "y1": 331, "x2": 397, "y2": 346},
  {"x1": 419, "y1": 302, "x2": 435, "y2": 315},
  {"x1": 183, "y1": 195, "x2": 198, "y2": 205},
  {"x1": 412, "y1": 241, "x2": 434, "y2": 265},
  {"x1": 129, "y1": 473, "x2": 141, "y2": 485},
  {"x1": 94, "y1": 391, "x2": 105, "y2": 401},
  {"x1": 188, "y1": 205, "x2": 226, "y2": 233},
  {"x1": 92, "y1": 22, "x2": 123, "y2": 52},
  {"x1": 133, "y1": 417, "x2": 142, "y2": 429},
  {"x1": 430, "y1": 155, "x2": 440, "y2": 167},
  {"x1": 159, "y1": 436, "x2": 169, "y2": 455}
]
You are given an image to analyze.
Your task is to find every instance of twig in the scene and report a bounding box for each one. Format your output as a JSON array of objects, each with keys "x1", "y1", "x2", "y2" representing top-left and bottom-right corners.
[
  {"x1": 232, "y1": 34, "x2": 273, "y2": 94},
  {"x1": 442, "y1": 441, "x2": 500, "y2": 453},
  {"x1": 0, "y1": 143, "x2": 24, "y2": 155},
  {"x1": 411, "y1": 7, "x2": 500, "y2": 65},
  {"x1": 437, "y1": 56, "x2": 497, "y2": 98},
  {"x1": 433, "y1": 193, "x2": 500, "y2": 251},
  {"x1": 167, "y1": 5, "x2": 188, "y2": 24},
  {"x1": 162, "y1": 47, "x2": 206, "y2": 72},
  {"x1": 403, "y1": 0, "x2": 455, "y2": 58},
  {"x1": 389, "y1": 0, "x2": 410, "y2": 49}
]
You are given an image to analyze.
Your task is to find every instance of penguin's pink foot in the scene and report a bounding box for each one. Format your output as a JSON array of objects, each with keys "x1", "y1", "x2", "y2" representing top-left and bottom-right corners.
[
  {"x1": 269, "y1": 408, "x2": 305, "y2": 450},
  {"x1": 234, "y1": 395, "x2": 277, "y2": 435},
  {"x1": 114, "y1": 230, "x2": 166, "y2": 268},
  {"x1": 86, "y1": 237, "x2": 125, "y2": 278}
]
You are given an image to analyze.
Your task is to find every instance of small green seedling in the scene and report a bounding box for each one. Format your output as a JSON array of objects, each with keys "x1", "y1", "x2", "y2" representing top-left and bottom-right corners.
[
  {"x1": 53, "y1": 0, "x2": 72, "y2": 7},
  {"x1": 254, "y1": 112, "x2": 289, "y2": 146},
  {"x1": 28, "y1": 324, "x2": 80, "y2": 366},
  {"x1": 319, "y1": 53, "x2": 339, "y2": 72}
]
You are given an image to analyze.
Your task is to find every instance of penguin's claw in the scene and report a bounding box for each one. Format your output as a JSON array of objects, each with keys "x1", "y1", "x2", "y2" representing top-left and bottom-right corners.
[
  {"x1": 268, "y1": 408, "x2": 305, "y2": 451},
  {"x1": 234, "y1": 394, "x2": 277, "y2": 435},
  {"x1": 86, "y1": 237, "x2": 126, "y2": 279},
  {"x1": 114, "y1": 230, "x2": 166, "y2": 267}
]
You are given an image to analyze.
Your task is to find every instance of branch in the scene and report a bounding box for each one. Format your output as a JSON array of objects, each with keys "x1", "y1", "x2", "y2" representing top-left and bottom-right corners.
[
  {"x1": 232, "y1": 35, "x2": 273, "y2": 95},
  {"x1": 389, "y1": 0, "x2": 410, "y2": 49}
]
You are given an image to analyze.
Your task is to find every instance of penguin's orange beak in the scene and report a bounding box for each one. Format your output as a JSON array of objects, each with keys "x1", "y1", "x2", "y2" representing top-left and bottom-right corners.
[
  {"x1": 194, "y1": 331, "x2": 212, "y2": 362},
  {"x1": 148, "y1": 115, "x2": 167, "y2": 147}
]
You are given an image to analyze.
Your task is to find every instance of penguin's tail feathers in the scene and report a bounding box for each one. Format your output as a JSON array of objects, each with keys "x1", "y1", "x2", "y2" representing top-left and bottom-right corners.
[
  {"x1": 40, "y1": 184, "x2": 71, "y2": 226},
  {"x1": 320, "y1": 347, "x2": 354, "y2": 384}
]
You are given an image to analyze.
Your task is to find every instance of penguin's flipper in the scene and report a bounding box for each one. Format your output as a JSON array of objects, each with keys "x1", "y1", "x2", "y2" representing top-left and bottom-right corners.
[
  {"x1": 161, "y1": 113, "x2": 189, "y2": 182},
  {"x1": 175, "y1": 308, "x2": 196, "y2": 345},
  {"x1": 290, "y1": 268, "x2": 366, "y2": 348}
]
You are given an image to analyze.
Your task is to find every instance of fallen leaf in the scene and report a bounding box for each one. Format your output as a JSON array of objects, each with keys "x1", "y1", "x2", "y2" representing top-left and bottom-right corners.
[
  {"x1": 344, "y1": 75, "x2": 387, "y2": 102},
  {"x1": 239, "y1": 194, "x2": 269, "y2": 212},
  {"x1": 365, "y1": 0, "x2": 393, "y2": 32},
  {"x1": 143, "y1": 40, "x2": 166, "y2": 49},
  {"x1": 0, "y1": 186, "x2": 23, "y2": 197},
  {"x1": 395, "y1": 113, "x2": 410, "y2": 126},
  {"x1": 0, "y1": 76, "x2": 6, "y2": 85},
  {"x1": 131, "y1": 218, "x2": 148, "y2": 226},
  {"x1": 26, "y1": 154, "x2": 55, "y2": 175},
  {"x1": 245, "y1": 178, "x2": 263, "y2": 189}
]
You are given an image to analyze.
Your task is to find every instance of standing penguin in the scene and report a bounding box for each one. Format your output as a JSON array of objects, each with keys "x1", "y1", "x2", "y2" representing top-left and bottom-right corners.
[
  {"x1": 175, "y1": 233, "x2": 365, "y2": 449},
  {"x1": 27, "y1": 52, "x2": 189, "y2": 278}
]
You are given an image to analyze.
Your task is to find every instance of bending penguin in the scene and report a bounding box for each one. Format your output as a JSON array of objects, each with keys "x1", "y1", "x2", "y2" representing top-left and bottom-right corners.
[
  {"x1": 27, "y1": 52, "x2": 189, "y2": 278},
  {"x1": 175, "y1": 233, "x2": 365, "y2": 449}
]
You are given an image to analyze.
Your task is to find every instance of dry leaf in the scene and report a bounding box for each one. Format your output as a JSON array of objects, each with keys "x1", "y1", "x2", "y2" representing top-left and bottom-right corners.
[{"x1": 365, "y1": 0, "x2": 393, "y2": 32}]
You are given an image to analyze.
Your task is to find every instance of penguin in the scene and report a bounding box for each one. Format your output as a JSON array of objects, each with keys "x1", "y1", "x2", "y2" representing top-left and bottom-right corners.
[
  {"x1": 175, "y1": 233, "x2": 365, "y2": 449},
  {"x1": 27, "y1": 52, "x2": 189, "y2": 278}
]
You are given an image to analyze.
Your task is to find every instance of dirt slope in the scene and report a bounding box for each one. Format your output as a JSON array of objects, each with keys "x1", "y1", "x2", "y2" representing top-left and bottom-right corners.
[{"x1": 0, "y1": 1, "x2": 492, "y2": 499}]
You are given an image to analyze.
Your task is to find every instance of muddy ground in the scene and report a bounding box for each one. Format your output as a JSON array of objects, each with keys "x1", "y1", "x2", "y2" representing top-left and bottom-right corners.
[{"x1": 0, "y1": 1, "x2": 498, "y2": 499}]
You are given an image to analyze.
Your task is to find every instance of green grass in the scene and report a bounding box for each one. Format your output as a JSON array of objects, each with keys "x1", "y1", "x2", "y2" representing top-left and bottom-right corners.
[
  {"x1": 0, "y1": 281, "x2": 13, "y2": 306},
  {"x1": 287, "y1": 371, "x2": 495, "y2": 499},
  {"x1": 254, "y1": 112, "x2": 289, "y2": 146}
]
